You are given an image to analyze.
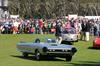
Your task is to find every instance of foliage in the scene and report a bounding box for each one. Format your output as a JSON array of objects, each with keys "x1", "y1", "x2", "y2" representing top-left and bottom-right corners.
[{"x1": 8, "y1": 0, "x2": 100, "y2": 18}]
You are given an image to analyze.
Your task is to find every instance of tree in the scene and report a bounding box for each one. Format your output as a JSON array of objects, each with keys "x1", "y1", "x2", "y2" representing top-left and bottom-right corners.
[{"x1": 8, "y1": 0, "x2": 100, "y2": 18}]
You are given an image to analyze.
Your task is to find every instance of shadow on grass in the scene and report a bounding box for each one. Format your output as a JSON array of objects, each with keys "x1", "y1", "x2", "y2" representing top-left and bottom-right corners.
[
  {"x1": 88, "y1": 47, "x2": 100, "y2": 50},
  {"x1": 68, "y1": 61, "x2": 100, "y2": 66},
  {"x1": 11, "y1": 55, "x2": 65, "y2": 61}
]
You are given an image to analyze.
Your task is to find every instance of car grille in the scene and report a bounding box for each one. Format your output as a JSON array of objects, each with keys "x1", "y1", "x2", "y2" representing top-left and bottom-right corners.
[
  {"x1": 55, "y1": 49, "x2": 63, "y2": 52},
  {"x1": 48, "y1": 49, "x2": 71, "y2": 52}
]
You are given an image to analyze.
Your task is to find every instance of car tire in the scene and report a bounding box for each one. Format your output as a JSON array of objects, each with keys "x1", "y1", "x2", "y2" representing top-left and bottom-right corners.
[
  {"x1": 23, "y1": 52, "x2": 28, "y2": 57},
  {"x1": 75, "y1": 39, "x2": 78, "y2": 42},
  {"x1": 61, "y1": 41, "x2": 73, "y2": 45},
  {"x1": 65, "y1": 55, "x2": 72, "y2": 61},
  {"x1": 35, "y1": 50, "x2": 41, "y2": 61}
]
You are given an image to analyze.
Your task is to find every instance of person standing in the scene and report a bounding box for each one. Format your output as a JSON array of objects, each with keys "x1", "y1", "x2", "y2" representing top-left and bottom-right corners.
[
  {"x1": 35, "y1": 20, "x2": 39, "y2": 34},
  {"x1": 93, "y1": 21, "x2": 98, "y2": 37},
  {"x1": 81, "y1": 19, "x2": 91, "y2": 41},
  {"x1": 55, "y1": 20, "x2": 62, "y2": 44},
  {"x1": 95, "y1": 21, "x2": 100, "y2": 37},
  {"x1": 85, "y1": 20, "x2": 91, "y2": 41},
  {"x1": 80, "y1": 20, "x2": 86, "y2": 41},
  {"x1": 39, "y1": 19, "x2": 43, "y2": 34}
]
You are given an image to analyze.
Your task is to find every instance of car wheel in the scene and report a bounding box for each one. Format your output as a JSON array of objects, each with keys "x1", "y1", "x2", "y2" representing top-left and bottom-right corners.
[
  {"x1": 75, "y1": 39, "x2": 78, "y2": 42},
  {"x1": 23, "y1": 52, "x2": 28, "y2": 57},
  {"x1": 65, "y1": 55, "x2": 72, "y2": 61},
  {"x1": 61, "y1": 41, "x2": 73, "y2": 45},
  {"x1": 35, "y1": 50, "x2": 41, "y2": 60}
]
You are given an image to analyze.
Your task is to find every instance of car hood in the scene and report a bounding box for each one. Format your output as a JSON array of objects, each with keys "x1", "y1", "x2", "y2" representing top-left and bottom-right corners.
[
  {"x1": 17, "y1": 42, "x2": 74, "y2": 50},
  {"x1": 62, "y1": 34, "x2": 77, "y2": 37},
  {"x1": 42, "y1": 43, "x2": 74, "y2": 50}
]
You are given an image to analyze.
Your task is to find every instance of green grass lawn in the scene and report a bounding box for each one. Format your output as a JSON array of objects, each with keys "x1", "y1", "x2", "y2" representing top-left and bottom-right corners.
[{"x1": 0, "y1": 34, "x2": 100, "y2": 66}]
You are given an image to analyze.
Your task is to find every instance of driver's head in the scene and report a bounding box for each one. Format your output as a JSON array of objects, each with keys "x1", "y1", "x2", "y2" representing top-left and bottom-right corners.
[{"x1": 35, "y1": 38, "x2": 40, "y2": 43}]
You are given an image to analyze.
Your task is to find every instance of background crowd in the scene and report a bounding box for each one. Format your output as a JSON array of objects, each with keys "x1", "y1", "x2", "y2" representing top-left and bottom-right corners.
[
  {"x1": 0, "y1": 17, "x2": 100, "y2": 41},
  {"x1": 0, "y1": 18, "x2": 56, "y2": 34}
]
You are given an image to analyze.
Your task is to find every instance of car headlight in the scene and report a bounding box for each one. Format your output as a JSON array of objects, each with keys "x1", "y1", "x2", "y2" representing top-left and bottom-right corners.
[
  {"x1": 52, "y1": 49, "x2": 55, "y2": 51},
  {"x1": 71, "y1": 47, "x2": 77, "y2": 53},
  {"x1": 43, "y1": 47, "x2": 48, "y2": 52},
  {"x1": 49, "y1": 49, "x2": 52, "y2": 51},
  {"x1": 49, "y1": 49, "x2": 55, "y2": 52}
]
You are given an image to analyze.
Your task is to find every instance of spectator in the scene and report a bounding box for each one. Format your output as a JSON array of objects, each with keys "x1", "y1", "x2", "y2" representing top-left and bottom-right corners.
[
  {"x1": 80, "y1": 20, "x2": 86, "y2": 41},
  {"x1": 85, "y1": 20, "x2": 91, "y2": 41},
  {"x1": 95, "y1": 21, "x2": 100, "y2": 37},
  {"x1": 42, "y1": 21, "x2": 48, "y2": 34},
  {"x1": 51, "y1": 27, "x2": 56, "y2": 34},
  {"x1": 39, "y1": 19, "x2": 43, "y2": 34},
  {"x1": 35, "y1": 20, "x2": 39, "y2": 34},
  {"x1": 94, "y1": 21, "x2": 98, "y2": 37},
  {"x1": 55, "y1": 21, "x2": 62, "y2": 44},
  {"x1": 48, "y1": 22, "x2": 52, "y2": 34}
]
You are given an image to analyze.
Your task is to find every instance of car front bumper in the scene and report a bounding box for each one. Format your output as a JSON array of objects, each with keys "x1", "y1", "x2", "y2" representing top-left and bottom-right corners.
[
  {"x1": 47, "y1": 52, "x2": 74, "y2": 57},
  {"x1": 62, "y1": 38, "x2": 78, "y2": 42},
  {"x1": 42, "y1": 49, "x2": 77, "y2": 57}
]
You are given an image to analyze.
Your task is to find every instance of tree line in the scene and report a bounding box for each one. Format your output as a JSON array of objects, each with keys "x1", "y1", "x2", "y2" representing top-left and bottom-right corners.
[{"x1": 8, "y1": 0, "x2": 100, "y2": 19}]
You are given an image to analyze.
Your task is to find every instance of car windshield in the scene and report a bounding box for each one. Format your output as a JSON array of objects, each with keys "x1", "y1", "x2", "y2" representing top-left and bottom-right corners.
[
  {"x1": 46, "y1": 39, "x2": 56, "y2": 43},
  {"x1": 62, "y1": 28, "x2": 76, "y2": 34}
]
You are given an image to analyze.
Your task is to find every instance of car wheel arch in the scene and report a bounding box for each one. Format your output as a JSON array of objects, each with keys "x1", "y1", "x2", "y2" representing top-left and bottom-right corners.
[{"x1": 35, "y1": 49, "x2": 38, "y2": 53}]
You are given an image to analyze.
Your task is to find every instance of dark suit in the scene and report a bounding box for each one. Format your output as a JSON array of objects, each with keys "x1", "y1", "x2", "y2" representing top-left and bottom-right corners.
[
  {"x1": 55, "y1": 24, "x2": 62, "y2": 36},
  {"x1": 55, "y1": 23, "x2": 62, "y2": 44}
]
